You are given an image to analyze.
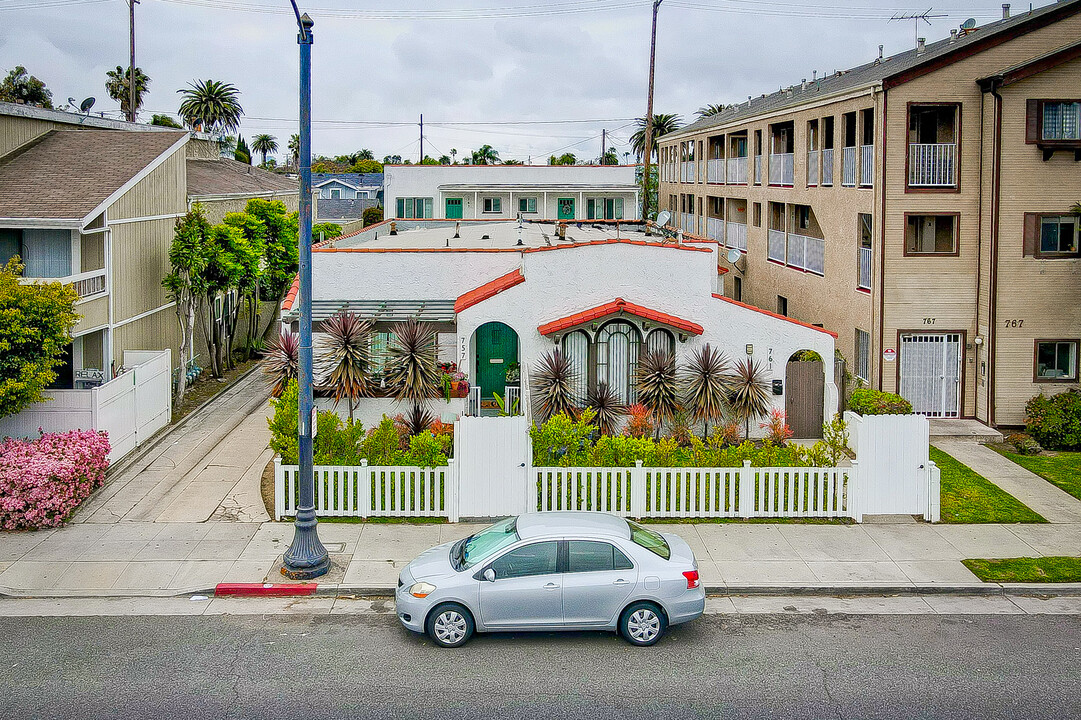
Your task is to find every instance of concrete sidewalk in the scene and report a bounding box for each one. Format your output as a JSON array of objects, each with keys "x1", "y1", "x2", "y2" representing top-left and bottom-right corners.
[{"x1": 2, "y1": 519, "x2": 1078, "y2": 598}]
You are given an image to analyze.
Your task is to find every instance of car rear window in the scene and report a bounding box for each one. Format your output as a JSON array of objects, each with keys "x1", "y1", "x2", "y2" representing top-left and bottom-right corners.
[{"x1": 626, "y1": 519, "x2": 670, "y2": 560}]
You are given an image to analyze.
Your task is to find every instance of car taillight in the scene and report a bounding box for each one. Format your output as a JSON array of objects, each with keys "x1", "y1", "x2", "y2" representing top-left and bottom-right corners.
[{"x1": 683, "y1": 570, "x2": 700, "y2": 589}]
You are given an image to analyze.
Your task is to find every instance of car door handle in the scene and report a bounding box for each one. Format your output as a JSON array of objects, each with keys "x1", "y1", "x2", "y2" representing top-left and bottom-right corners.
[
  {"x1": 613, "y1": 579, "x2": 629, "y2": 586},
  {"x1": 543, "y1": 582, "x2": 560, "y2": 590}
]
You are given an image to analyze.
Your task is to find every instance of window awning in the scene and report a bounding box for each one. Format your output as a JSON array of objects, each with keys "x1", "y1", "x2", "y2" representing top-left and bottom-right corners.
[{"x1": 537, "y1": 298, "x2": 703, "y2": 337}]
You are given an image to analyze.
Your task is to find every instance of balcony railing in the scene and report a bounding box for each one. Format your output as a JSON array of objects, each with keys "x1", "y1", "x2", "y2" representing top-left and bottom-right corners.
[
  {"x1": 707, "y1": 158, "x2": 725, "y2": 184},
  {"x1": 807, "y1": 149, "x2": 819, "y2": 186},
  {"x1": 681, "y1": 213, "x2": 697, "y2": 235},
  {"x1": 20, "y1": 268, "x2": 107, "y2": 300},
  {"x1": 754, "y1": 154, "x2": 762, "y2": 184},
  {"x1": 769, "y1": 153, "x2": 794, "y2": 186},
  {"x1": 681, "y1": 162, "x2": 696, "y2": 183},
  {"x1": 706, "y1": 216, "x2": 725, "y2": 244},
  {"x1": 841, "y1": 147, "x2": 857, "y2": 187},
  {"x1": 858, "y1": 246, "x2": 872, "y2": 290},
  {"x1": 726, "y1": 221, "x2": 747, "y2": 251},
  {"x1": 767, "y1": 229, "x2": 786, "y2": 263},
  {"x1": 860, "y1": 144, "x2": 874, "y2": 186},
  {"x1": 821, "y1": 148, "x2": 834, "y2": 186},
  {"x1": 787, "y1": 233, "x2": 825, "y2": 275},
  {"x1": 727, "y1": 156, "x2": 747, "y2": 184},
  {"x1": 908, "y1": 143, "x2": 956, "y2": 187}
]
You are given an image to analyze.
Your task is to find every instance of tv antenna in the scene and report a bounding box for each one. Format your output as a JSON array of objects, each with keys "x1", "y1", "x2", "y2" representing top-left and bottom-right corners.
[{"x1": 889, "y1": 8, "x2": 947, "y2": 46}]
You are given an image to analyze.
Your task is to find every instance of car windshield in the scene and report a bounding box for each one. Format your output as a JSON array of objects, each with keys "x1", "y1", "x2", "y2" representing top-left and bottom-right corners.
[
  {"x1": 627, "y1": 519, "x2": 671, "y2": 560},
  {"x1": 452, "y1": 516, "x2": 519, "y2": 570}
]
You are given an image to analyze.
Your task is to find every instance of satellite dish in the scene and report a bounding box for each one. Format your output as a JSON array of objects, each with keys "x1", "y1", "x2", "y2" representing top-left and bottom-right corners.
[
  {"x1": 656, "y1": 210, "x2": 672, "y2": 227},
  {"x1": 79, "y1": 97, "x2": 96, "y2": 114},
  {"x1": 961, "y1": 18, "x2": 976, "y2": 30},
  {"x1": 726, "y1": 248, "x2": 741, "y2": 264}
]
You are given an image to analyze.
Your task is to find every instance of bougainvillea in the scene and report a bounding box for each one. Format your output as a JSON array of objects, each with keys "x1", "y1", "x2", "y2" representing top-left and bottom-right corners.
[{"x1": 0, "y1": 430, "x2": 110, "y2": 530}]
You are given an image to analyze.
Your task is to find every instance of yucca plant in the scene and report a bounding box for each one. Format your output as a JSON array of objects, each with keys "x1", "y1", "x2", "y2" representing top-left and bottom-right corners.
[
  {"x1": 386, "y1": 318, "x2": 440, "y2": 404},
  {"x1": 585, "y1": 381, "x2": 626, "y2": 435},
  {"x1": 681, "y1": 343, "x2": 732, "y2": 439},
  {"x1": 636, "y1": 348, "x2": 680, "y2": 437},
  {"x1": 402, "y1": 403, "x2": 435, "y2": 437},
  {"x1": 317, "y1": 311, "x2": 374, "y2": 422},
  {"x1": 729, "y1": 358, "x2": 772, "y2": 439},
  {"x1": 531, "y1": 349, "x2": 579, "y2": 422},
  {"x1": 263, "y1": 330, "x2": 299, "y2": 398}
]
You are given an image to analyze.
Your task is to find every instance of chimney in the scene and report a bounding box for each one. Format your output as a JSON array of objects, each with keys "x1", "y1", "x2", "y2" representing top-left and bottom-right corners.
[
  {"x1": 916, "y1": 37, "x2": 926, "y2": 54},
  {"x1": 1002, "y1": 3, "x2": 1010, "y2": 18},
  {"x1": 949, "y1": 28, "x2": 958, "y2": 43}
]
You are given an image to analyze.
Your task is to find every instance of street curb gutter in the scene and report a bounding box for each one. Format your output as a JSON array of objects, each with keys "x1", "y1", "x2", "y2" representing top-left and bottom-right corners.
[{"x1": 215, "y1": 583, "x2": 318, "y2": 597}]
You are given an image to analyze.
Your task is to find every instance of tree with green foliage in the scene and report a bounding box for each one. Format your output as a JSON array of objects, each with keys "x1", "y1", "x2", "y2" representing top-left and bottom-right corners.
[
  {"x1": 288, "y1": 134, "x2": 300, "y2": 168},
  {"x1": 362, "y1": 205, "x2": 383, "y2": 227},
  {"x1": 234, "y1": 135, "x2": 251, "y2": 164},
  {"x1": 105, "y1": 65, "x2": 149, "y2": 118},
  {"x1": 221, "y1": 209, "x2": 267, "y2": 359},
  {"x1": 470, "y1": 145, "x2": 499, "y2": 165},
  {"x1": 501, "y1": 159, "x2": 524, "y2": 165},
  {"x1": 251, "y1": 134, "x2": 277, "y2": 166},
  {"x1": 245, "y1": 199, "x2": 298, "y2": 340},
  {"x1": 349, "y1": 159, "x2": 383, "y2": 173},
  {"x1": 150, "y1": 114, "x2": 182, "y2": 128},
  {"x1": 630, "y1": 113, "x2": 682, "y2": 161},
  {"x1": 177, "y1": 79, "x2": 243, "y2": 135},
  {"x1": 199, "y1": 223, "x2": 247, "y2": 377},
  {"x1": 548, "y1": 153, "x2": 577, "y2": 166},
  {"x1": 312, "y1": 222, "x2": 342, "y2": 244},
  {"x1": 695, "y1": 103, "x2": 725, "y2": 119},
  {"x1": 601, "y1": 149, "x2": 619, "y2": 165},
  {"x1": 0, "y1": 259, "x2": 78, "y2": 418},
  {"x1": 0, "y1": 66, "x2": 52, "y2": 108},
  {"x1": 163, "y1": 207, "x2": 213, "y2": 405},
  {"x1": 383, "y1": 154, "x2": 402, "y2": 165}
]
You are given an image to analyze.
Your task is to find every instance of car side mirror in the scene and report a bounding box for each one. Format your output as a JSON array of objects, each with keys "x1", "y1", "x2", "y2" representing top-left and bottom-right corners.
[{"x1": 483, "y1": 568, "x2": 496, "y2": 582}]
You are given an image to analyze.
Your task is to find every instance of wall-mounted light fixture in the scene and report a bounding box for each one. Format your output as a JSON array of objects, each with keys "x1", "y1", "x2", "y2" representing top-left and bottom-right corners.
[{"x1": 745, "y1": 344, "x2": 754, "y2": 356}]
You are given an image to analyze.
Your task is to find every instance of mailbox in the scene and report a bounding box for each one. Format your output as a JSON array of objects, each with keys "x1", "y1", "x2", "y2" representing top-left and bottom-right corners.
[{"x1": 772, "y1": 379, "x2": 783, "y2": 395}]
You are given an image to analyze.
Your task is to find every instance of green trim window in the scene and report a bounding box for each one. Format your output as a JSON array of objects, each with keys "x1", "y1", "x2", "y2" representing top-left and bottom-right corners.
[
  {"x1": 518, "y1": 197, "x2": 537, "y2": 214},
  {"x1": 586, "y1": 197, "x2": 624, "y2": 220},
  {"x1": 482, "y1": 197, "x2": 502, "y2": 214},
  {"x1": 1040, "y1": 215, "x2": 1079, "y2": 256},
  {"x1": 395, "y1": 197, "x2": 433, "y2": 219}
]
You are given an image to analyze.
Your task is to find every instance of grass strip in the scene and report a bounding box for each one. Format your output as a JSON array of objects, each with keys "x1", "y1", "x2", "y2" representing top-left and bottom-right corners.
[
  {"x1": 932, "y1": 446, "x2": 1046, "y2": 524},
  {"x1": 987, "y1": 445, "x2": 1081, "y2": 502},
  {"x1": 962, "y1": 556, "x2": 1081, "y2": 583}
]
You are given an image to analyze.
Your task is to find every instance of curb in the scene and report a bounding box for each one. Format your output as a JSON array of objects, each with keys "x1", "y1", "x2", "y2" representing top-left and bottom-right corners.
[{"x1": 215, "y1": 582, "x2": 317, "y2": 597}]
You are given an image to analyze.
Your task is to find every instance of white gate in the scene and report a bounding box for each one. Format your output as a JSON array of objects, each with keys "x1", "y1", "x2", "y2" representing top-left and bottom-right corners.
[
  {"x1": 453, "y1": 415, "x2": 530, "y2": 518},
  {"x1": 899, "y1": 333, "x2": 961, "y2": 417},
  {"x1": 844, "y1": 411, "x2": 939, "y2": 520}
]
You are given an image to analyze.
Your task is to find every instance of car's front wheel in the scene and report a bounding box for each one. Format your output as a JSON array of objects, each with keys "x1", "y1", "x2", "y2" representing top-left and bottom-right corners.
[
  {"x1": 620, "y1": 602, "x2": 666, "y2": 646},
  {"x1": 426, "y1": 603, "x2": 475, "y2": 648}
]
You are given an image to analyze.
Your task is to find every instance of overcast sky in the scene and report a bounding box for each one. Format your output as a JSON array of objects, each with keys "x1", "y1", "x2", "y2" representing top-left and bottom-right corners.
[{"x1": 1, "y1": 0, "x2": 1038, "y2": 163}]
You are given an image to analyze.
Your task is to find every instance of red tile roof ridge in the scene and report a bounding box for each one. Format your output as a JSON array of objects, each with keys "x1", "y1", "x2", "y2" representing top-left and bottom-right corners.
[
  {"x1": 454, "y1": 268, "x2": 526, "y2": 313},
  {"x1": 711, "y1": 294, "x2": 838, "y2": 337},
  {"x1": 538, "y1": 297, "x2": 703, "y2": 336},
  {"x1": 281, "y1": 274, "x2": 300, "y2": 311}
]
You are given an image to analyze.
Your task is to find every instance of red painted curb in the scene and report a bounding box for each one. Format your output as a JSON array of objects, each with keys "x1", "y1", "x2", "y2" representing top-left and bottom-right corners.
[{"x1": 214, "y1": 583, "x2": 318, "y2": 597}]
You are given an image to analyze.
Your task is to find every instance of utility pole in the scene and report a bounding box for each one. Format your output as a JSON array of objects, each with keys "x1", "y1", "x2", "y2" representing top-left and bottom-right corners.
[
  {"x1": 283, "y1": 1, "x2": 329, "y2": 581},
  {"x1": 641, "y1": 0, "x2": 663, "y2": 223},
  {"x1": 601, "y1": 129, "x2": 606, "y2": 164},
  {"x1": 128, "y1": 0, "x2": 139, "y2": 123},
  {"x1": 419, "y1": 113, "x2": 424, "y2": 163}
]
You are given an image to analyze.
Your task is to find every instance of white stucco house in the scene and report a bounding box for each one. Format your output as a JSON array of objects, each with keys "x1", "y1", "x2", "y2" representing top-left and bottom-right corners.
[
  {"x1": 384, "y1": 165, "x2": 640, "y2": 222},
  {"x1": 282, "y1": 219, "x2": 838, "y2": 436}
]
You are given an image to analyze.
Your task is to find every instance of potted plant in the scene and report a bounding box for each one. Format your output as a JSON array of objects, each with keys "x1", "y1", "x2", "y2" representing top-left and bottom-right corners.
[{"x1": 505, "y1": 361, "x2": 520, "y2": 385}]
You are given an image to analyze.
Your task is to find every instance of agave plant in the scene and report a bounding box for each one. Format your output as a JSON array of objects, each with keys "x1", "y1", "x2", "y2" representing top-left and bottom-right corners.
[
  {"x1": 636, "y1": 348, "x2": 680, "y2": 436},
  {"x1": 531, "y1": 349, "x2": 579, "y2": 422},
  {"x1": 585, "y1": 381, "x2": 626, "y2": 435},
  {"x1": 681, "y1": 343, "x2": 732, "y2": 438},
  {"x1": 263, "y1": 330, "x2": 299, "y2": 398},
  {"x1": 386, "y1": 318, "x2": 440, "y2": 404},
  {"x1": 729, "y1": 358, "x2": 772, "y2": 439},
  {"x1": 317, "y1": 311, "x2": 374, "y2": 422},
  {"x1": 402, "y1": 403, "x2": 435, "y2": 437}
]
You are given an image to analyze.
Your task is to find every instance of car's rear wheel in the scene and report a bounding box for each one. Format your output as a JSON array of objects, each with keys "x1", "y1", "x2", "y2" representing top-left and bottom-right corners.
[
  {"x1": 619, "y1": 602, "x2": 666, "y2": 646},
  {"x1": 426, "y1": 603, "x2": 475, "y2": 648}
]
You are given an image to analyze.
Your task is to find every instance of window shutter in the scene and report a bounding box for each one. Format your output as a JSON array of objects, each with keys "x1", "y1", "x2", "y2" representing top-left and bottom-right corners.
[
  {"x1": 1026, "y1": 100, "x2": 1040, "y2": 143},
  {"x1": 1023, "y1": 212, "x2": 1039, "y2": 256}
]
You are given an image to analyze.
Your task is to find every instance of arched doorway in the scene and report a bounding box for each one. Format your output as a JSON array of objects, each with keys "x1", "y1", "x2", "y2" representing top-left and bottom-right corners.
[
  {"x1": 785, "y1": 350, "x2": 824, "y2": 438},
  {"x1": 474, "y1": 322, "x2": 519, "y2": 400}
]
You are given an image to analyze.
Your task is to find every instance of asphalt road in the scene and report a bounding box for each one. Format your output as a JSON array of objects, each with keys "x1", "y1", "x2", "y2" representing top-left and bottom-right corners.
[{"x1": 4, "y1": 613, "x2": 1079, "y2": 719}]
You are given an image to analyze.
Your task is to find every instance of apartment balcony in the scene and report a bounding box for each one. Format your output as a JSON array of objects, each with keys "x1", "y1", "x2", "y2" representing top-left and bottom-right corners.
[
  {"x1": 680, "y1": 162, "x2": 696, "y2": 183},
  {"x1": 768, "y1": 153, "x2": 794, "y2": 186},
  {"x1": 787, "y1": 233, "x2": 825, "y2": 276},
  {"x1": 806, "y1": 150, "x2": 819, "y2": 186},
  {"x1": 908, "y1": 143, "x2": 956, "y2": 187},
  {"x1": 821, "y1": 148, "x2": 834, "y2": 186},
  {"x1": 681, "y1": 213, "x2": 697, "y2": 235},
  {"x1": 860, "y1": 145, "x2": 874, "y2": 187},
  {"x1": 707, "y1": 158, "x2": 725, "y2": 184},
  {"x1": 858, "y1": 246, "x2": 872, "y2": 290},
  {"x1": 841, "y1": 147, "x2": 857, "y2": 187},
  {"x1": 726, "y1": 221, "x2": 747, "y2": 251},
  {"x1": 767, "y1": 229, "x2": 786, "y2": 263},
  {"x1": 706, "y1": 216, "x2": 725, "y2": 244},
  {"x1": 727, "y1": 156, "x2": 747, "y2": 184},
  {"x1": 20, "y1": 268, "x2": 107, "y2": 301},
  {"x1": 754, "y1": 154, "x2": 762, "y2": 184}
]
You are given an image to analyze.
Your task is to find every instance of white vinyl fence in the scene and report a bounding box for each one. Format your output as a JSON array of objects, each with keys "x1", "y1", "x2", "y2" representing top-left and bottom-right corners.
[{"x1": 846, "y1": 411, "x2": 940, "y2": 521}]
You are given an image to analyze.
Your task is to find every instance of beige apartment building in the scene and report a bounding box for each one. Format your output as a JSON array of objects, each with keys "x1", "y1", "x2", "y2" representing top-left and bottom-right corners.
[{"x1": 659, "y1": 0, "x2": 1081, "y2": 427}]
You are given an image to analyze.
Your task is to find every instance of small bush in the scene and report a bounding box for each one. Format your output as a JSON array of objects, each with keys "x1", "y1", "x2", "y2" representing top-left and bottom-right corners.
[
  {"x1": 268, "y1": 380, "x2": 300, "y2": 463},
  {"x1": 1025, "y1": 389, "x2": 1081, "y2": 451},
  {"x1": 362, "y1": 205, "x2": 384, "y2": 227},
  {"x1": 404, "y1": 431, "x2": 449, "y2": 467},
  {"x1": 314, "y1": 413, "x2": 365, "y2": 465},
  {"x1": 364, "y1": 416, "x2": 405, "y2": 466},
  {"x1": 623, "y1": 404, "x2": 654, "y2": 439},
  {"x1": 0, "y1": 430, "x2": 110, "y2": 530},
  {"x1": 1006, "y1": 432, "x2": 1043, "y2": 456},
  {"x1": 530, "y1": 409, "x2": 596, "y2": 467},
  {"x1": 759, "y1": 408, "x2": 793, "y2": 446},
  {"x1": 849, "y1": 388, "x2": 913, "y2": 415}
]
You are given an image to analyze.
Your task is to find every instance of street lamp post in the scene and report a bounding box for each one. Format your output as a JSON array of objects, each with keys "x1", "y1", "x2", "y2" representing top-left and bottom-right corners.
[{"x1": 283, "y1": 2, "x2": 329, "y2": 581}]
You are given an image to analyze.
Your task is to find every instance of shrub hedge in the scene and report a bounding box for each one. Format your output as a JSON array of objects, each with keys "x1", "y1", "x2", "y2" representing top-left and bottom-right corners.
[
  {"x1": 1025, "y1": 389, "x2": 1081, "y2": 450},
  {"x1": 849, "y1": 388, "x2": 913, "y2": 415}
]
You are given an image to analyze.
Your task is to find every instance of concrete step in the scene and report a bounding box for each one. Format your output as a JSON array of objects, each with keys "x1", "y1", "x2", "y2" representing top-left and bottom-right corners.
[{"x1": 929, "y1": 418, "x2": 1004, "y2": 445}]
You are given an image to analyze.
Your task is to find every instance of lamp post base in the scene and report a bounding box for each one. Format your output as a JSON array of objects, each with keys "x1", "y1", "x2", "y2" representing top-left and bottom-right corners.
[
  {"x1": 281, "y1": 557, "x2": 330, "y2": 581},
  {"x1": 281, "y1": 511, "x2": 330, "y2": 580}
]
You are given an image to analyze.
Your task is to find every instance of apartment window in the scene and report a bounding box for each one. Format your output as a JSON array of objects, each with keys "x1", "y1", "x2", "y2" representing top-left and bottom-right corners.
[
  {"x1": 855, "y1": 329, "x2": 871, "y2": 381},
  {"x1": 482, "y1": 197, "x2": 502, "y2": 214},
  {"x1": 330, "y1": 188, "x2": 341, "y2": 199},
  {"x1": 1040, "y1": 215, "x2": 1079, "y2": 256},
  {"x1": 587, "y1": 197, "x2": 624, "y2": 220},
  {"x1": 857, "y1": 213, "x2": 873, "y2": 290},
  {"x1": 518, "y1": 197, "x2": 537, "y2": 213},
  {"x1": 908, "y1": 104, "x2": 959, "y2": 188},
  {"x1": 753, "y1": 202, "x2": 762, "y2": 227},
  {"x1": 1041, "y1": 101, "x2": 1081, "y2": 141},
  {"x1": 733, "y1": 276, "x2": 742, "y2": 302},
  {"x1": 777, "y1": 295, "x2": 788, "y2": 317},
  {"x1": 1035, "y1": 340, "x2": 1078, "y2": 382},
  {"x1": 794, "y1": 205, "x2": 810, "y2": 231},
  {"x1": 905, "y1": 214, "x2": 957, "y2": 255},
  {"x1": 395, "y1": 197, "x2": 433, "y2": 219}
]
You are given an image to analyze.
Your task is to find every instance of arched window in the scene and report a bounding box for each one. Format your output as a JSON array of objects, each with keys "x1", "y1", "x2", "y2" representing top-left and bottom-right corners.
[
  {"x1": 595, "y1": 321, "x2": 641, "y2": 404},
  {"x1": 646, "y1": 328, "x2": 675, "y2": 358},
  {"x1": 561, "y1": 331, "x2": 590, "y2": 404}
]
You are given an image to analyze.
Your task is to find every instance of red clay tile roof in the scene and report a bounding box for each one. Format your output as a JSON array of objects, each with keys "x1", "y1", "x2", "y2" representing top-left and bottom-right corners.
[
  {"x1": 186, "y1": 158, "x2": 297, "y2": 197},
  {"x1": 454, "y1": 269, "x2": 525, "y2": 313},
  {"x1": 523, "y1": 238, "x2": 712, "y2": 255},
  {"x1": 281, "y1": 274, "x2": 300, "y2": 312},
  {"x1": 711, "y1": 294, "x2": 839, "y2": 338},
  {"x1": 538, "y1": 298, "x2": 703, "y2": 337}
]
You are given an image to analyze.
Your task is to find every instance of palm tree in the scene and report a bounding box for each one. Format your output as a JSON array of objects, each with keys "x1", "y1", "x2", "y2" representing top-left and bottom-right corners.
[
  {"x1": 630, "y1": 113, "x2": 682, "y2": 161},
  {"x1": 356, "y1": 148, "x2": 374, "y2": 161},
  {"x1": 681, "y1": 344, "x2": 731, "y2": 438},
  {"x1": 1071, "y1": 201, "x2": 1081, "y2": 216},
  {"x1": 531, "y1": 350, "x2": 579, "y2": 422},
  {"x1": 317, "y1": 311, "x2": 374, "y2": 422},
  {"x1": 449, "y1": 149, "x2": 457, "y2": 164},
  {"x1": 288, "y1": 134, "x2": 300, "y2": 168},
  {"x1": 728, "y1": 358, "x2": 771, "y2": 439},
  {"x1": 471, "y1": 144, "x2": 500, "y2": 165},
  {"x1": 601, "y1": 149, "x2": 619, "y2": 165},
  {"x1": 636, "y1": 348, "x2": 680, "y2": 436},
  {"x1": 177, "y1": 79, "x2": 243, "y2": 135},
  {"x1": 105, "y1": 65, "x2": 150, "y2": 117},
  {"x1": 251, "y1": 134, "x2": 278, "y2": 166},
  {"x1": 695, "y1": 103, "x2": 726, "y2": 119}
]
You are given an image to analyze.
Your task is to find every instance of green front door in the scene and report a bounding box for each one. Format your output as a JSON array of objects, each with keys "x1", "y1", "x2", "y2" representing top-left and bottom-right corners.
[
  {"x1": 557, "y1": 197, "x2": 575, "y2": 220},
  {"x1": 475, "y1": 322, "x2": 518, "y2": 399},
  {"x1": 445, "y1": 197, "x2": 463, "y2": 219}
]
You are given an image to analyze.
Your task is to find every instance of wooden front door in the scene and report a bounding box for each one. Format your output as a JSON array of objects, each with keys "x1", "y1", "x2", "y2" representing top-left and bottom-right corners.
[
  {"x1": 785, "y1": 359, "x2": 824, "y2": 438},
  {"x1": 445, "y1": 197, "x2": 463, "y2": 219},
  {"x1": 475, "y1": 322, "x2": 518, "y2": 399},
  {"x1": 557, "y1": 197, "x2": 575, "y2": 220}
]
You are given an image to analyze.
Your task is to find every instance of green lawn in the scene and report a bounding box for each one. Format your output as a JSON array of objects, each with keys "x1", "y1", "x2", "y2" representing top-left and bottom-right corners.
[
  {"x1": 962, "y1": 556, "x2": 1081, "y2": 583},
  {"x1": 988, "y1": 445, "x2": 1081, "y2": 502},
  {"x1": 931, "y1": 446, "x2": 1046, "y2": 524}
]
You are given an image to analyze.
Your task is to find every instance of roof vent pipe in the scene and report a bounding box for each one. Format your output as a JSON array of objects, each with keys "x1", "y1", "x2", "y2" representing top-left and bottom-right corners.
[
  {"x1": 1002, "y1": 3, "x2": 1010, "y2": 18},
  {"x1": 801, "y1": 78, "x2": 807, "y2": 90},
  {"x1": 812, "y1": 69, "x2": 817, "y2": 80},
  {"x1": 949, "y1": 28, "x2": 958, "y2": 42},
  {"x1": 916, "y1": 37, "x2": 926, "y2": 54},
  {"x1": 878, "y1": 44, "x2": 884, "y2": 60}
]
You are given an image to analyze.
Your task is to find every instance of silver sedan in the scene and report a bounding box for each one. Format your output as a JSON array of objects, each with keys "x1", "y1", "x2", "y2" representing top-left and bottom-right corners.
[{"x1": 395, "y1": 511, "x2": 705, "y2": 647}]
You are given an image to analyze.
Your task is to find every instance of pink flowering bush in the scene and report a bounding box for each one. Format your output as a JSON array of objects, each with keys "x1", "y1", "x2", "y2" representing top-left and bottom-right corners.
[{"x1": 0, "y1": 430, "x2": 110, "y2": 530}]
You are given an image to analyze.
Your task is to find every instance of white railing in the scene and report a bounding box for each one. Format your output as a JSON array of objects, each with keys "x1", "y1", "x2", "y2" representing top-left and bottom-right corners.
[
  {"x1": 465, "y1": 385, "x2": 481, "y2": 416},
  {"x1": 767, "y1": 229, "x2": 786, "y2": 263},
  {"x1": 681, "y1": 213, "x2": 697, "y2": 235},
  {"x1": 707, "y1": 158, "x2": 725, "y2": 184},
  {"x1": 841, "y1": 147, "x2": 857, "y2": 186},
  {"x1": 821, "y1": 148, "x2": 834, "y2": 186},
  {"x1": 681, "y1": 161, "x2": 696, "y2": 183},
  {"x1": 504, "y1": 385, "x2": 521, "y2": 415},
  {"x1": 725, "y1": 221, "x2": 747, "y2": 251},
  {"x1": 908, "y1": 143, "x2": 956, "y2": 187},
  {"x1": 769, "y1": 152, "x2": 794, "y2": 186},
  {"x1": 786, "y1": 232, "x2": 805, "y2": 270},
  {"x1": 727, "y1": 156, "x2": 747, "y2": 184},
  {"x1": 754, "y1": 154, "x2": 762, "y2": 184},
  {"x1": 860, "y1": 144, "x2": 874, "y2": 186},
  {"x1": 787, "y1": 233, "x2": 825, "y2": 275},
  {"x1": 806, "y1": 149, "x2": 819, "y2": 185},
  {"x1": 858, "y1": 246, "x2": 872, "y2": 289},
  {"x1": 706, "y1": 216, "x2": 725, "y2": 244},
  {"x1": 20, "y1": 268, "x2": 108, "y2": 300},
  {"x1": 535, "y1": 461, "x2": 857, "y2": 520}
]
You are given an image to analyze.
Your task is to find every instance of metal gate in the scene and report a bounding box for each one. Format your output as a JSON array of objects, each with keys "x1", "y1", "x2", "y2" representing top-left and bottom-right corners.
[
  {"x1": 785, "y1": 360, "x2": 824, "y2": 438},
  {"x1": 899, "y1": 333, "x2": 961, "y2": 417}
]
